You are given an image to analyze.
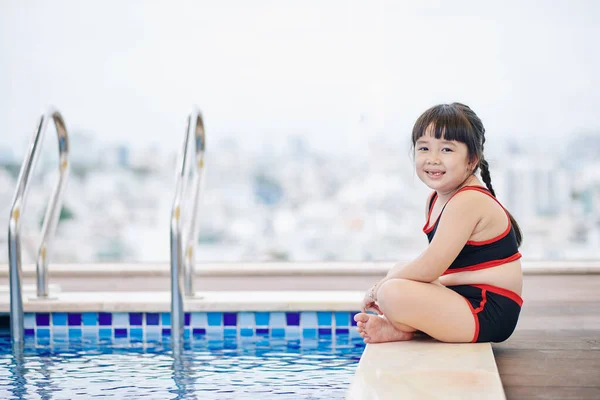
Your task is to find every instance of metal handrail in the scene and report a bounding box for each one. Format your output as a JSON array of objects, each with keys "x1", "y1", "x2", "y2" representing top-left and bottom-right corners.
[
  {"x1": 170, "y1": 109, "x2": 205, "y2": 342},
  {"x1": 8, "y1": 107, "x2": 70, "y2": 342}
]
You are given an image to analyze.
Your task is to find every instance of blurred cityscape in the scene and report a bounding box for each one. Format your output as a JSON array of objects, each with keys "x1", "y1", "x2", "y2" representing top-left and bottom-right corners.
[{"x1": 0, "y1": 130, "x2": 599, "y2": 264}]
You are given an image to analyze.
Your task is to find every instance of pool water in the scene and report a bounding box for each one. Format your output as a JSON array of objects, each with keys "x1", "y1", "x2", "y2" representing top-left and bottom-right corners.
[{"x1": 0, "y1": 333, "x2": 365, "y2": 399}]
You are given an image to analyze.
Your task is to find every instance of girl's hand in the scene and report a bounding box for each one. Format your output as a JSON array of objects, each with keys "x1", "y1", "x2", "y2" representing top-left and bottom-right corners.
[{"x1": 361, "y1": 285, "x2": 383, "y2": 315}]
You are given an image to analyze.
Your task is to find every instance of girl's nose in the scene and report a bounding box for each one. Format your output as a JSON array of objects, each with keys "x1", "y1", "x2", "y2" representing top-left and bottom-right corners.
[{"x1": 426, "y1": 156, "x2": 440, "y2": 165}]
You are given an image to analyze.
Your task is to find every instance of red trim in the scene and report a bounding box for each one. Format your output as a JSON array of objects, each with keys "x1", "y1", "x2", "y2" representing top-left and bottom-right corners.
[
  {"x1": 464, "y1": 187, "x2": 512, "y2": 246},
  {"x1": 423, "y1": 186, "x2": 492, "y2": 235},
  {"x1": 442, "y1": 252, "x2": 522, "y2": 275},
  {"x1": 466, "y1": 222, "x2": 511, "y2": 245},
  {"x1": 473, "y1": 284, "x2": 524, "y2": 307},
  {"x1": 461, "y1": 296, "x2": 480, "y2": 343},
  {"x1": 423, "y1": 193, "x2": 438, "y2": 233},
  {"x1": 473, "y1": 289, "x2": 488, "y2": 313}
]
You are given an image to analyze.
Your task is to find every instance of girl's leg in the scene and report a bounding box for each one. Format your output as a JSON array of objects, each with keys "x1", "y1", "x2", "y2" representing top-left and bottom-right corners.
[{"x1": 355, "y1": 278, "x2": 476, "y2": 343}]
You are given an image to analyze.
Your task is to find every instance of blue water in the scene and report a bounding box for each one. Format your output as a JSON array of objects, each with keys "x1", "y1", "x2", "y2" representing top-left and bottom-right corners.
[{"x1": 0, "y1": 333, "x2": 365, "y2": 399}]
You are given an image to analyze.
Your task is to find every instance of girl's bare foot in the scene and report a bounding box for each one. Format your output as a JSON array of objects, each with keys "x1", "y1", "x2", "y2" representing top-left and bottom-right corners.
[{"x1": 354, "y1": 313, "x2": 414, "y2": 344}]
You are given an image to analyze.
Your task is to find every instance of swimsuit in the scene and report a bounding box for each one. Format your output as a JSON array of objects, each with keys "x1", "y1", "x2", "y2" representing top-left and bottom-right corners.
[{"x1": 424, "y1": 186, "x2": 523, "y2": 343}]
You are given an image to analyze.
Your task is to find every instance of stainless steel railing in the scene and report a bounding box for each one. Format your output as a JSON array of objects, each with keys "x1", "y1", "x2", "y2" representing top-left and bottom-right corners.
[
  {"x1": 170, "y1": 109, "x2": 206, "y2": 342},
  {"x1": 8, "y1": 107, "x2": 70, "y2": 342}
]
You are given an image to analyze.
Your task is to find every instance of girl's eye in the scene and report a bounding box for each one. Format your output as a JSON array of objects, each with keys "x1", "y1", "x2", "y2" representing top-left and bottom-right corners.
[
  {"x1": 442, "y1": 148, "x2": 453, "y2": 152},
  {"x1": 418, "y1": 147, "x2": 428, "y2": 151}
]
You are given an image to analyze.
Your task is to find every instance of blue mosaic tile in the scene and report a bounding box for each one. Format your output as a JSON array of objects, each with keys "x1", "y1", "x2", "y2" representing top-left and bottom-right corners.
[
  {"x1": 146, "y1": 328, "x2": 161, "y2": 341},
  {"x1": 224, "y1": 328, "x2": 237, "y2": 337},
  {"x1": 37, "y1": 328, "x2": 50, "y2": 338},
  {"x1": 53, "y1": 327, "x2": 67, "y2": 338},
  {"x1": 240, "y1": 328, "x2": 253, "y2": 337},
  {"x1": 351, "y1": 312, "x2": 359, "y2": 326},
  {"x1": 286, "y1": 312, "x2": 300, "y2": 326},
  {"x1": 25, "y1": 328, "x2": 35, "y2": 336},
  {"x1": 26, "y1": 310, "x2": 359, "y2": 339},
  {"x1": 99, "y1": 328, "x2": 112, "y2": 339},
  {"x1": 24, "y1": 313, "x2": 35, "y2": 329},
  {"x1": 302, "y1": 328, "x2": 317, "y2": 339},
  {"x1": 223, "y1": 313, "x2": 237, "y2": 326},
  {"x1": 129, "y1": 313, "x2": 143, "y2": 326},
  {"x1": 317, "y1": 312, "x2": 332, "y2": 326},
  {"x1": 52, "y1": 313, "x2": 67, "y2": 326},
  {"x1": 190, "y1": 312, "x2": 207, "y2": 327},
  {"x1": 82, "y1": 313, "x2": 97, "y2": 326},
  {"x1": 335, "y1": 312, "x2": 350, "y2": 326},
  {"x1": 255, "y1": 312, "x2": 270, "y2": 326},
  {"x1": 318, "y1": 328, "x2": 332, "y2": 335},
  {"x1": 256, "y1": 328, "x2": 269, "y2": 336},
  {"x1": 301, "y1": 312, "x2": 318, "y2": 327},
  {"x1": 130, "y1": 328, "x2": 144, "y2": 339},
  {"x1": 146, "y1": 313, "x2": 160, "y2": 326},
  {"x1": 36, "y1": 313, "x2": 50, "y2": 327},
  {"x1": 82, "y1": 328, "x2": 97, "y2": 339},
  {"x1": 238, "y1": 312, "x2": 254, "y2": 327},
  {"x1": 68, "y1": 313, "x2": 81, "y2": 326},
  {"x1": 69, "y1": 328, "x2": 82, "y2": 338},
  {"x1": 114, "y1": 328, "x2": 128, "y2": 338},
  {"x1": 98, "y1": 313, "x2": 112, "y2": 326},
  {"x1": 207, "y1": 329, "x2": 224, "y2": 339},
  {"x1": 207, "y1": 312, "x2": 222, "y2": 327},
  {"x1": 272, "y1": 328, "x2": 285, "y2": 337},
  {"x1": 113, "y1": 313, "x2": 128, "y2": 327},
  {"x1": 270, "y1": 312, "x2": 286, "y2": 328},
  {"x1": 285, "y1": 327, "x2": 300, "y2": 338},
  {"x1": 192, "y1": 328, "x2": 206, "y2": 336}
]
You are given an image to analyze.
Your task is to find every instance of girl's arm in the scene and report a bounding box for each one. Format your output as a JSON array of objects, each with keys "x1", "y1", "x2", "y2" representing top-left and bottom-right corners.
[{"x1": 371, "y1": 191, "x2": 483, "y2": 298}]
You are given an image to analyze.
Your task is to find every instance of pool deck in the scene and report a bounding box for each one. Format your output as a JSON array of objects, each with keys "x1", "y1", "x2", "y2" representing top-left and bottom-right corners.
[
  {"x1": 492, "y1": 274, "x2": 600, "y2": 400},
  {"x1": 1, "y1": 263, "x2": 599, "y2": 399},
  {"x1": 347, "y1": 274, "x2": 600, "y2": 400}
]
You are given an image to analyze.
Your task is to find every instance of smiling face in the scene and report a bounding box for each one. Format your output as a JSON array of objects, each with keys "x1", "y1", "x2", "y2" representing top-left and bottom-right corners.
[{"x1": 415, "y1": 124, "x2": 478, "y2": 194}]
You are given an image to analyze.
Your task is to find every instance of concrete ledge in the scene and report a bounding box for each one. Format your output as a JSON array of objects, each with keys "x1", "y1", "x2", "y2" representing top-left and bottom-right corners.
[
  {"x1": 1, "y1": 261, "x2": 599, "y2": 278},
  {"x1": 346, "y1": 339, "x2": 505, "y2": 400},
  {"x1": 0, "y1": 290, "x2": 364, "y2": 313}
]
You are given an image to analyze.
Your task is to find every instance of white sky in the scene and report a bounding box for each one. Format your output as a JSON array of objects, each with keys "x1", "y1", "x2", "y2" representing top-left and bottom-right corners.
[{"x1": 1, "y1": 0, "x2": 599, "y2": 156}]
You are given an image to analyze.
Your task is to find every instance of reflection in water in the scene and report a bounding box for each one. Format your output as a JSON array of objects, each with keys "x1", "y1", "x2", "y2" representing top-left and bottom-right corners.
[
  {"x1": 171, "y1": 341, "x2": 198, "y2": 400},
  {"x1": 0, "y1": 334, "x2": 364, "y2": 399},
  {"x1": 10, "y1": 341, "x2": 27, "y2": 399}
]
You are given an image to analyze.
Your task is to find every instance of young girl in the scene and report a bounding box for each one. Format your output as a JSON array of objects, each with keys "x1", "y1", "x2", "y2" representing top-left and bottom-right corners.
[{"x1": 355, "y1": 102, "x2": 523, "y2": 344}]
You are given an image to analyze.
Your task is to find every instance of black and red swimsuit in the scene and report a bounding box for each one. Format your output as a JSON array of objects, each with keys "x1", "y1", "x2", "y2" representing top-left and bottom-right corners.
[{"x1": 425, "y1": 185, "x2": 523, "y2": 343}]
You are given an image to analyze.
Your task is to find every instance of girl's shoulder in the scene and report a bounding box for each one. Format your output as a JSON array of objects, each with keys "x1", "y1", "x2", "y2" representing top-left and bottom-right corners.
[{"x1": 448, "y1": 185, "x2": 505, "y2": 213}]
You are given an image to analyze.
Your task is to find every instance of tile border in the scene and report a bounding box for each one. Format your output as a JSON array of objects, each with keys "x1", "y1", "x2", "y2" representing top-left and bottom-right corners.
[{"x1": 20, "y1": 311, "x2": 361, "y2": 341}]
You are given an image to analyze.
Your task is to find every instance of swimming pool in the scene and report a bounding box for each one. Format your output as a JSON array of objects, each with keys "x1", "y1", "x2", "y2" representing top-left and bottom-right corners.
[{"x1": 0, "y1": 311, "x2": 365, "y2": 399}]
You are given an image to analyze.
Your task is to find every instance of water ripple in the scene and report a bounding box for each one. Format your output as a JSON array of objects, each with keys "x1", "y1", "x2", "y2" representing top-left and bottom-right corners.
[{"x1": 0, "y1": 335, "x2": 364, "y2": 399}]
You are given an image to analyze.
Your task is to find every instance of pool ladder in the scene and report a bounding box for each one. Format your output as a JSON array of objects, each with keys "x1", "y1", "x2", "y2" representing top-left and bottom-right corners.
[
  {"x1": 170, "y1": 108, "x2": 206, "y2": 342},
  {"x1": 8, "y1": 107, "x2": 70, "y2": 343},
  {"x1": 8, "y1": 107, "x2": 205, "y2": 345}
]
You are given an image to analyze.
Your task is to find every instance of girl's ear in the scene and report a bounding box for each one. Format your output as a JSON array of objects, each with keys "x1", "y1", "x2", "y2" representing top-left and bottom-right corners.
[{"x1": 469, "y1": 156, "x2": 480, "y2": 172}]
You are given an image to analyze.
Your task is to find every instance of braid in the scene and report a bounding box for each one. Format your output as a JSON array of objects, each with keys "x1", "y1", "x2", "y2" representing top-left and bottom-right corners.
[
  {"x1": 479, "y1": 156, "x2": 523, "y2": 246},
  {"x1": 479, "y1": 158, "x2": 496, "y2": 197}
]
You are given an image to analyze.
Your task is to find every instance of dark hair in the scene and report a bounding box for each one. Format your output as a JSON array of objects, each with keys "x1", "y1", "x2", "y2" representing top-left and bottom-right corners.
[{"x1": 410, "y1": 102, "x2": 523, "y2": 247}]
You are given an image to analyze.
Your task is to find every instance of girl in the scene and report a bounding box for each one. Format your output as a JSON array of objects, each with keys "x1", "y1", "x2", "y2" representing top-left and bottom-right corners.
[{"x1": 355, "y1": 103, "x2": 523, "y2": 344}]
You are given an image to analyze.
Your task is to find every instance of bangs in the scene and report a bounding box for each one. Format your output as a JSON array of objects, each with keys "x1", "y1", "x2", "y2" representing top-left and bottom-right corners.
[{"x1": 411, "y1": 104, "x2": 477, "y2": 148}]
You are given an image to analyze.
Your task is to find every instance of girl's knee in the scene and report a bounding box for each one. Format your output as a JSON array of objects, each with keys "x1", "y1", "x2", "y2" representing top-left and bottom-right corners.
[{"x1": 377, "y1": 279, "x2": 415, "y2": 311}]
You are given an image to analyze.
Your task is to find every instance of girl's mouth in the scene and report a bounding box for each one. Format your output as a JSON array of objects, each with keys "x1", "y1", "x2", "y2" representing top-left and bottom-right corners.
[{"x1": 426, "y1": 171, "x2": 445, "y2": 178}]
